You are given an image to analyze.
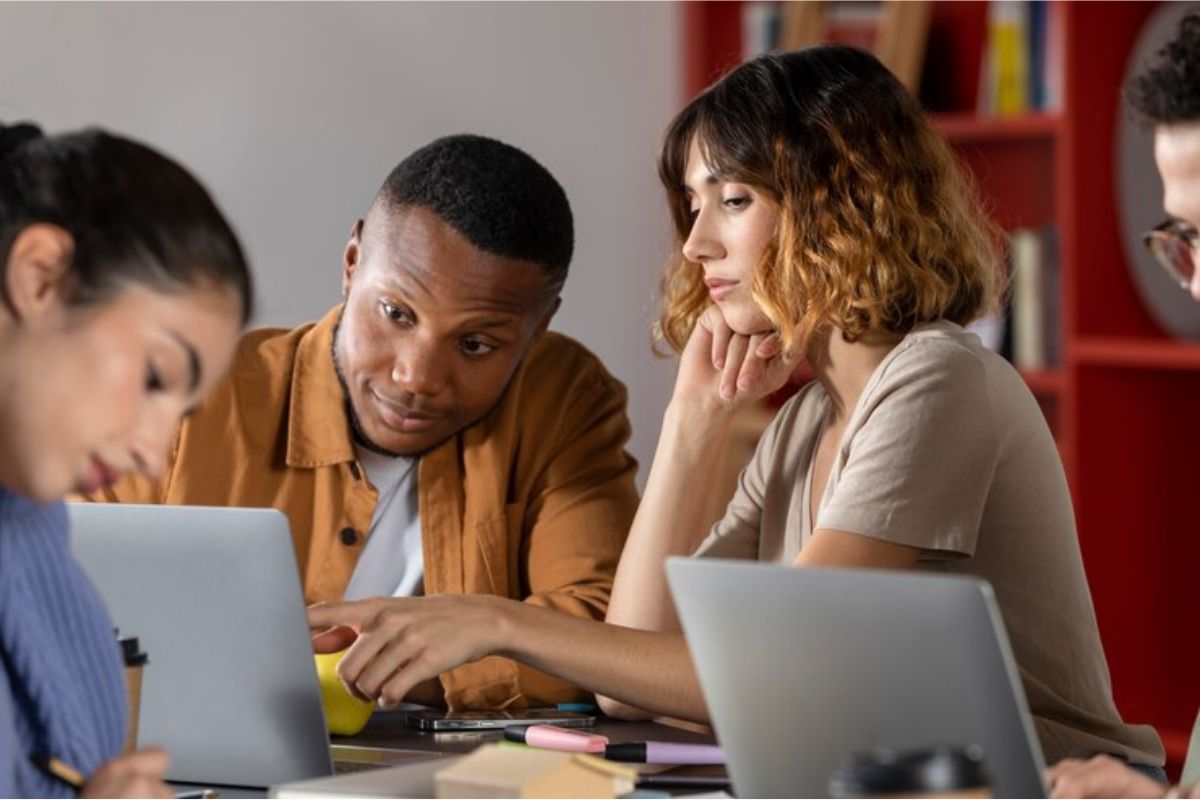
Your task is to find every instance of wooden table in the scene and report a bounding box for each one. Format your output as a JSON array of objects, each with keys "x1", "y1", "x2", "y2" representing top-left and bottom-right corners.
[{"x1": 339, "y1": 707, "x2": 717, "y2": 755}]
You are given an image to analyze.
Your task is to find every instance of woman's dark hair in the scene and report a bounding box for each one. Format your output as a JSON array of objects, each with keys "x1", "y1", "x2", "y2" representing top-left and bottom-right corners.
[
  {"x1": 656, "y1": 46, "x2": 1001, "y2": 355},
  {"x1": 0, "y1": 122, "x2": 253, "y2": 323}
]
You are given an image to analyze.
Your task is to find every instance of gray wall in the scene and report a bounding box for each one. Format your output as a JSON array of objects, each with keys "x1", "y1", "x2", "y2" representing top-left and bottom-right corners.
[{"x1": 0, "y1": 1, "x2": 681, "y2": 483}]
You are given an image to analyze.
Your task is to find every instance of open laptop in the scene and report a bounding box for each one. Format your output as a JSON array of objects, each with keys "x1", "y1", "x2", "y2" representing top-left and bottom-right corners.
[
  {"x1": 67, "y1": 504, "x2": 340, "y2": 789},
  {"x1": 666, "y1": 558, "x2": 1047, "y2": 798}
]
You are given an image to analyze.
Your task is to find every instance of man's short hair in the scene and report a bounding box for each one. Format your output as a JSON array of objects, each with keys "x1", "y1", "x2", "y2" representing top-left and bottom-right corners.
[
  {"x1": 378, "y1": 134, "x2": 573, "y2": 289},
  {"x1": 1128, "y1": 9, "x2": 1200, "y2": 125}
]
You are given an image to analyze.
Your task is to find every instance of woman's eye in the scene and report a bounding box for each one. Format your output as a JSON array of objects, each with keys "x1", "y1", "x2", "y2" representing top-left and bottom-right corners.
[
  {"x1": 460, "y1": 338, "x2": 497, "y2": 357},
  {"x1": 723, "y1": 195, "x2": 750, "y2": 209},
  {"x1": 145, "y1": 364, "x2": 165, "y2": 392}
]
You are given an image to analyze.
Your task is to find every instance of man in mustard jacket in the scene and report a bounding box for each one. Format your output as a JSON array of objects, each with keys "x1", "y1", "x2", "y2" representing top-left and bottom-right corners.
[{"x1": 88, "y1": 134, "x2": 639, "y2": 710}]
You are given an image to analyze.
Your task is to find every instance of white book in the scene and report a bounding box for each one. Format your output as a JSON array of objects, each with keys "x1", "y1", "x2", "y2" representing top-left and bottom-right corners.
[{"x1": 1011, "y1": 228, "x2": 1045, "y2": 371}]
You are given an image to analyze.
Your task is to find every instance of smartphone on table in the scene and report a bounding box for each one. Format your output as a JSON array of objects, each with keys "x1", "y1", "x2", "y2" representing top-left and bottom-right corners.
[{"x1": 403, "y1": 708, "x2": 596, "y2": 731}]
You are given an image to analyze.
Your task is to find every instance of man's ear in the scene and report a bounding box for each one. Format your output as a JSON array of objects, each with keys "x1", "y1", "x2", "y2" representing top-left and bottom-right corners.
[
  {"x1": 4, "y1": 224, "x2": 74, "y2": 323},
  {"x1": 341, "y1": 219, "x2": 365, "y2": 300},
  {"x1": 533, "y1": 295, "x2": 561, "y2": 337}
]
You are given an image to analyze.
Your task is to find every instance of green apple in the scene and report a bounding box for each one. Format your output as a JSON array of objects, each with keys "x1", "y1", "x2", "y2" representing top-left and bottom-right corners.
[{"x1": 314, "y1": 649, "x2": 375, "y2": 736}]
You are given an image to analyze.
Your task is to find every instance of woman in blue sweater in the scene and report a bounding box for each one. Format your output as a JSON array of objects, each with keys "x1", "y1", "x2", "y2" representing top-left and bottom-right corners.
[{"x1": 0, "y1": 122, "x2": 253, "y2": 797}]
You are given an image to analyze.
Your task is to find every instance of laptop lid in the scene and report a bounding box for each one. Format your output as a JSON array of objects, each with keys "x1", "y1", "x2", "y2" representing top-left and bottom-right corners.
[
  {"x1": 67, "y1": 503, "x2": 334, "y2": 788},
  {"x1": 666, "y1": 558, "x2": 1047, "y2": 798}
]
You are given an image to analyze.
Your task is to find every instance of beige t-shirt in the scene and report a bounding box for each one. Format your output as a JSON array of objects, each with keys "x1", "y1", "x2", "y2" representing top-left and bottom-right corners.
[{"x1": 695, "y1": 321, "x2": 1164, "y2": 767}]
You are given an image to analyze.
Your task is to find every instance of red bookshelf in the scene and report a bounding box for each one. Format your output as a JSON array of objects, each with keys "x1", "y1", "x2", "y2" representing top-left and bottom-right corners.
[
  {"x1": 932, "y1": 112, "x2": 1063, "y2": 142},
  {"x1": 1064, "y1": 5, "x2": 1200, "y2": 774},
  {"x1": 1075, "y1": 337, "x2": 1200, "y2": 371},
  {"x1": 682, "y1": 0, "x2": 1197, "y2": 776}
]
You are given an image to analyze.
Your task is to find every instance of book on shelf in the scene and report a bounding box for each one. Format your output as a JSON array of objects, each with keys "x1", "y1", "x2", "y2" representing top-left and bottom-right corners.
[
  {"x1": 794, "y1": 0, "x2": 879, "y2": 52},
  {"x1": 1028, "y1": 0, "x2": 1047, "y2": 110},
  {"x1": 1011, "y1": 228, "x2": 1044, "y2": 369},
  {"x1": 1007, "y1": 226, "x2": 1061, "y2": 372},
  {"x1": 978, "y1": 0, "x2": 1062, "y2": 117},
  {"x1": 1041, "y1": 0, "x2": 1064, "y2": 112},
  {"x1": 742, "y1": 1, "x2": 782, "y2": 63},
  {"x1": 1041, "y1": 227, "x2": 1062, "y2": 367},
  {"x1": 741, "y1": 1, "x2": 930, "y2": 91}
]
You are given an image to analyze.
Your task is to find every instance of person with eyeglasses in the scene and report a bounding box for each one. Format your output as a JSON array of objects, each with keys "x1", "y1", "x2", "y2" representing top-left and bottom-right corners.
[
  {"x1": 1046, "y1": 10, "x2": 1200, "y2": 800},
  {"x1": 1138, "y1": 8, "x2": 1200, "y2": 305},
  {"x1": 1144, "y1": 218, "x2": 1200, "y2": 299}
]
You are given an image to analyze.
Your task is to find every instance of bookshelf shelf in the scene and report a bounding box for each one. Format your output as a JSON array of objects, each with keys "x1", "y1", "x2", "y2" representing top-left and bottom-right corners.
[
  {"x1": 1075, "y1": 336, "x2": 1200, "y2": 370},
  {"x1": 931, "y1": 112, "x2": 1063, "y2": 143},
  {"x1": 681, "y1": 0, "x2": 1198, "y2": 778}
]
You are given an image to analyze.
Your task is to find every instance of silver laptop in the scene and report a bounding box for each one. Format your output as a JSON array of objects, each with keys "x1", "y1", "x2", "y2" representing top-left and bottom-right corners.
[
  {"x1": 667, "y1": 559, "x2": 1047, "y2": 798},
  {"x1": 67, "y1": 504, "x2": 334, "y2": 789}
]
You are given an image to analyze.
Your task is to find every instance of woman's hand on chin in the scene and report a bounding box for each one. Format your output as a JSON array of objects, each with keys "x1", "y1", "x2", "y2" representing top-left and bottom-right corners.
[{"x1": 673, "y1": 305, "x2": 797, "y2": 408}]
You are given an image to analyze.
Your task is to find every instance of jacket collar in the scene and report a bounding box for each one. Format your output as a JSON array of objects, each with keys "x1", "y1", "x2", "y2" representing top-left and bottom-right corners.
[{"x1": 286, "y1": 305, "x2": 357, "y2": 468}]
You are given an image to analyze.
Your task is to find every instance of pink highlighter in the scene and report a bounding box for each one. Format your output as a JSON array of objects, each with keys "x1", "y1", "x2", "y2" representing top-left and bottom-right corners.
[{"x1": 503, "y1": 724, "x2": 610, "y2": 754}]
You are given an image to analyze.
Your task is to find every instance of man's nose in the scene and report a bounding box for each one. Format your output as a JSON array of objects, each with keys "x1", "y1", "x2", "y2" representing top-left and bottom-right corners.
[{"x1": 391, "y1": 342, "x2": 448, "y2": 397}]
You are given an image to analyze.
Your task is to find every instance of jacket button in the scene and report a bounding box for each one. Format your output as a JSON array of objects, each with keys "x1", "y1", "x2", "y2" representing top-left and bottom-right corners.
[{"x1": 339, "y1": 527, "x2": 360, "y2": 546}]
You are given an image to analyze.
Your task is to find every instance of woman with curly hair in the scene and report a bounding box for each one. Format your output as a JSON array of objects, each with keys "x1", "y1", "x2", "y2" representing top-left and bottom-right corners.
[{"x1": 308, "y1": 45, "x2": 1162, "y2": 775}]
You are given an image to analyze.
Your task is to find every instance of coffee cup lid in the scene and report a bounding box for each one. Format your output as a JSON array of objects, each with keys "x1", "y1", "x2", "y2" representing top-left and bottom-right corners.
[
  {"x1": 829, "y1": 745, "x2": 988, "y2": 796},
  {"x1": 118, "y1": 636, "x2": 149, "y2": 666}
]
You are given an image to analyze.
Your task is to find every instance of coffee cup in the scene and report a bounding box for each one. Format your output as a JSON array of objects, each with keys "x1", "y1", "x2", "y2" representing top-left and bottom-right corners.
[
  {"x1": 118, "y1": 635, "x2": 149, "y2": 753},
  {"x1": 829, "y1": 745, "x2": 991, "y2": 798}
]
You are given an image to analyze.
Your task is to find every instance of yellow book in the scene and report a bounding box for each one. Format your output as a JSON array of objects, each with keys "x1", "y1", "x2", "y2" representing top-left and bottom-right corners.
[{"x1": 990, "y1": 1, "x2": 1030, "y2": 116}]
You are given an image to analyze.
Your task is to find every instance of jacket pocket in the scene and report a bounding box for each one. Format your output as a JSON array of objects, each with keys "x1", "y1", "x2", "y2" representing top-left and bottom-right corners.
[{"x1": 474, "y1": 501, "x2": 526, "y2": 597}]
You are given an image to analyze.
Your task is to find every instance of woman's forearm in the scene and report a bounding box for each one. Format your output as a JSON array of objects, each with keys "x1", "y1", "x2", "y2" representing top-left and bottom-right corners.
[
  {"x1": 487, "y1": 401, "x2": 731, "y2": 722},
  {"x1": 607, "y1": 399, "x2": 736, "y2": 633},
  {"x1": 494, "y1": 598, "x2": 708, "y2": 721}
]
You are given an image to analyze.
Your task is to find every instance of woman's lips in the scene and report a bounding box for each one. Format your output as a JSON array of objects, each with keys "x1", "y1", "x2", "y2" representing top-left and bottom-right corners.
[
  {"x1": 705, "y1": 277, "x2": 738, "y2": 301},
  {"x1": 82, "y1": 456, "x2": 121, "y2": 493}
]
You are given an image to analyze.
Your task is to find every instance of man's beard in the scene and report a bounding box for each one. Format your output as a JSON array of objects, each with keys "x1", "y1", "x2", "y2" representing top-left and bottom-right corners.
[{"x1": 331, "y1": 315, "x2": 413, "y2": 459}]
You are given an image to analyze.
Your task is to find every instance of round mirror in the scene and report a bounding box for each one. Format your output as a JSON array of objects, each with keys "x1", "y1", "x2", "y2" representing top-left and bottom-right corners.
[{"x1": 1117, "y1": 1, "x2": 1200, "y2": 338}]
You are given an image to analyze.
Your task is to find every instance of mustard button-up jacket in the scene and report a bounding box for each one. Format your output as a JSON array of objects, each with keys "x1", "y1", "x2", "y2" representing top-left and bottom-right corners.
[{"x1": 89, "y1": 305, "x2": 639, "y2": 709}]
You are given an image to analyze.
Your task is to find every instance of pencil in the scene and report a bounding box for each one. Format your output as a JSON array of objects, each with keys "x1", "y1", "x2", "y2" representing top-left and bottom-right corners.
[{"x1": 32, "y1": 755, "x2": 86, "y2": 790}]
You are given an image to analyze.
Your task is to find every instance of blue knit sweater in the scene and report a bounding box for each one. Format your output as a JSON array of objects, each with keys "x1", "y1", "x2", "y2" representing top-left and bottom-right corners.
[{"x1": 0, "y1": 486, "x2": 126, "y2": 797}]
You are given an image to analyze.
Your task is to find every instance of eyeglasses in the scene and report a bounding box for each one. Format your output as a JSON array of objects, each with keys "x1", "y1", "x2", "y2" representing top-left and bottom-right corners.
[{"x1": 1142, "y1": 218, "x2": 1198, "y2": 290}]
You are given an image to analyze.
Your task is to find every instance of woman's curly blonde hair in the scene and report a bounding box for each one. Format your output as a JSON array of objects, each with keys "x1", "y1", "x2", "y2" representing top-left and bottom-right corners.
[{"x1": 656, "y1": 46, "x2": 1004, "y2": 356}]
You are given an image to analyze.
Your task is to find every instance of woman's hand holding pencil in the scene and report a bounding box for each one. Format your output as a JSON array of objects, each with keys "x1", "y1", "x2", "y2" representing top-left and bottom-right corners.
[{"x1": 38, "y1": 746, "x2": 173, "y2": 798}]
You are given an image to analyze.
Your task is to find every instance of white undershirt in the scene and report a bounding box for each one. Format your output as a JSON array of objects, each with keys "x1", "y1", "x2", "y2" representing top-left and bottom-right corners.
[{"x1": 341, "y1": 447, "x2": 424, "y2": 600}]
